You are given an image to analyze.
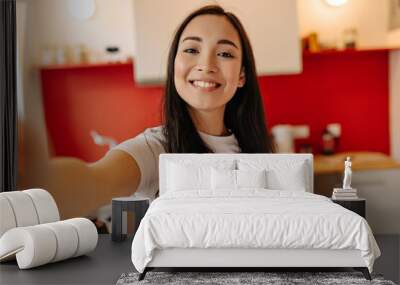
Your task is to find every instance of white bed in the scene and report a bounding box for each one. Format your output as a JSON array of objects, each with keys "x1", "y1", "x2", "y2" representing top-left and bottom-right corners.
[{"x1": 131, "y1": 154, "x2": 380, "y2": 280}]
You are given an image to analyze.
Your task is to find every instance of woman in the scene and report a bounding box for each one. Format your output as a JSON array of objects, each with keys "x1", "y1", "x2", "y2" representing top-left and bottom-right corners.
[{"x1": 48, "y1": 5, "x2": 274, "y2": 218}]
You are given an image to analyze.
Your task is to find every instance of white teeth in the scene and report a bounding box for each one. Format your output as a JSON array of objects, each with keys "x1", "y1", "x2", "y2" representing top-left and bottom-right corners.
[{"x1": 192, "y1": 81, "x2": 218, "y2": 88}]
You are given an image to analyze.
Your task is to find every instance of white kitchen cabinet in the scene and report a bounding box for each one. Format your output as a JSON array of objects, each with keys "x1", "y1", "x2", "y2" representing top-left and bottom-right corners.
[{"x1": 132, "y1": 0, "x2": 301, "y2": 84}]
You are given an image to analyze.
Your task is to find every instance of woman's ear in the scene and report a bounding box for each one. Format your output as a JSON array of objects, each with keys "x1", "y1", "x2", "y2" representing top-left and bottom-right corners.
[{"x1": 238, "y1": 67, "x2": 246, "y2": 88}]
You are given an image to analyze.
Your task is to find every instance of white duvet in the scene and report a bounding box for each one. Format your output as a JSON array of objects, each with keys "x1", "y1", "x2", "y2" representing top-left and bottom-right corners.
[{"x1": 131, "y1": 190, "x2": 380, "y2": 273}]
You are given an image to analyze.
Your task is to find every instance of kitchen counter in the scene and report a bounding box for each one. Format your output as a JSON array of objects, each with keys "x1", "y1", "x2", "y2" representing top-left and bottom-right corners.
[
  {"x1": 313, "y1": 152, "x2": 400, "y2": 234},
  {"x1": 314, "y1": 152, "x2": 400, "y2": 175}
]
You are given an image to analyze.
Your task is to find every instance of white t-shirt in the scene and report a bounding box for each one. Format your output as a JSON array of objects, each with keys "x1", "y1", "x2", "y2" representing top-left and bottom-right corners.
[{"x1": 109, "y1": 125, "x2": 240, "y2": 199}]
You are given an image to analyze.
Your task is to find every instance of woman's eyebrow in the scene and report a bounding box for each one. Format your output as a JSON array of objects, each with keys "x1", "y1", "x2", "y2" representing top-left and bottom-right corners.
[
  {"x1": 217, "y1": 39, "x2": 238, "y2": 49},
  {"x1": 182, "y1": 36, "x2": 238, "y2": 49}
]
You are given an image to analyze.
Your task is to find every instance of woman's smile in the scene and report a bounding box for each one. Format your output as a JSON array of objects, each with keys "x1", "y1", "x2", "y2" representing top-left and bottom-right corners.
[{"x1": 189, "y1": 79, "x2": 222, "y2": 92}]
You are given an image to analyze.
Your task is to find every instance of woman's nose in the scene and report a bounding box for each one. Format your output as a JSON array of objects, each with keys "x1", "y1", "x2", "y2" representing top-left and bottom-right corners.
[{"x1": 196, "y1": 55, "x2": 217, "y2": 73}]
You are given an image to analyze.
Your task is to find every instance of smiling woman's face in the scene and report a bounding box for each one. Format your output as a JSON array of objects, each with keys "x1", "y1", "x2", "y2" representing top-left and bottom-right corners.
[{"x1": 174, "y1": 15, "x2": 245, "y2": 112}]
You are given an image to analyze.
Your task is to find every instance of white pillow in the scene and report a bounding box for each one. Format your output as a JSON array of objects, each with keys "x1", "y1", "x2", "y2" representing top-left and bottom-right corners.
[
  {"x1": 211, "y1": 168, "x2": 268, "y2": 190},
  {"x1": 237, "y1": 169, "x2": 267, "y2": 188},
  {"x1": 211, "y1": 168, "x2": 236, "y2": 190},
  {"x1": 267, "y1": 166, "x2": 307, "y2": 191},
  {"x1": 166, "y1": 162, "x2": 209, "y2": 191},
  {"x1": 166, "y1": 160, "x2": 235, "y2": 191},
  {"x1": 238, "y1": 159, "x2": 308, "y2": 191}
]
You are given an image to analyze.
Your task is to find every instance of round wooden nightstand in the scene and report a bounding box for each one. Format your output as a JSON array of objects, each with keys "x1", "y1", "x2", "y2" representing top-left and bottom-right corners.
[{"x1": 111, "y1": 197, "x2": 150, "y2": 242}]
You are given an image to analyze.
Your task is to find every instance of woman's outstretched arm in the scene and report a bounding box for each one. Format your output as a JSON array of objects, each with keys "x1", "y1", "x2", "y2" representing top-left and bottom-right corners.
[{"x1": 46, "y1": 150, "x2": 141, "y2": 219}]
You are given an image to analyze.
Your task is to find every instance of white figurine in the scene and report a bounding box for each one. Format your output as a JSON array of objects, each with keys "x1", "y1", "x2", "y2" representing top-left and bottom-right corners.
[{"x1": 343, "y1": 156, "x2": 352, "y2": 189}]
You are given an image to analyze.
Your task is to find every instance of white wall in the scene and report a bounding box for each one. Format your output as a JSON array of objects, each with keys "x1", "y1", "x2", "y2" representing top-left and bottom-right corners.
[
  {"x1": 24, "y1": 0, "x2": 135, "y2": 65},
  {"x1": 298, "y1": 0, "x2": 400, "y2": 48}
]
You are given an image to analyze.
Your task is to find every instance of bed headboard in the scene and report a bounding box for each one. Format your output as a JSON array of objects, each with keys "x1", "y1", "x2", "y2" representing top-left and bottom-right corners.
[{"x1": 159, "y1": 154, "x2": 313, "y2": 195}]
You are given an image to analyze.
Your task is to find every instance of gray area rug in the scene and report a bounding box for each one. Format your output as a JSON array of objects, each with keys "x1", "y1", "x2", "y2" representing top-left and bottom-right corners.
[{"x1": 116, "y1": 271, "x2": 396, "y2": 285}]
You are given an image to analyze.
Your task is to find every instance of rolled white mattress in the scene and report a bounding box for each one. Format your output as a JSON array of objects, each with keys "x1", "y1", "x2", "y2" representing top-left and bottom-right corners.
[
  {"x1": 0, "y1": 218, "x2": 98, "y2": 269},
  {"x1": 0, "y1": 189, "x2": 60, "y2": 237}
]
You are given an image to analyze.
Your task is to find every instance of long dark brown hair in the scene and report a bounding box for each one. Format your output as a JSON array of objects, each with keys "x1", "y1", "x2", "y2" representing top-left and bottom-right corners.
[{"x1": 162, "y1": 5, "x2": 274, "y2": 153}]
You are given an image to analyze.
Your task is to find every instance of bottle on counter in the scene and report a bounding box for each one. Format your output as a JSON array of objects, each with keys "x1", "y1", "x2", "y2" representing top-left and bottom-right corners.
[
  {"x1": 327, "y1": 123, "x2": 341, "y2": 152},
  {"x1": 80, "y1": 44, "x2": 90, "y2": 64},
  {"x1": 105, "y1": 46, "x2": 120, "y2": 63},
  {"x1": 55, "y1": 46, "x2": 66, "y2": 65},
  {"x1": 41, "y1": 45, "x2": 55, "y2": 66},
  {"x1": 322, "y1": 128, "x2": 335, "y2": 155},
  {"x1": 342, "y1": 28, "x2": 358, "y2": 49}
]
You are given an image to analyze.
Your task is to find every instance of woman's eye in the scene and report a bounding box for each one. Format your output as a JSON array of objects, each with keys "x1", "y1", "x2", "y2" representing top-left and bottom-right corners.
[
  {"x1": 183, "y1": 48, "x2": 198, "y2": 54},
  {"x1": 218, "y1": 52, "x2": 234, "y2": 58}
]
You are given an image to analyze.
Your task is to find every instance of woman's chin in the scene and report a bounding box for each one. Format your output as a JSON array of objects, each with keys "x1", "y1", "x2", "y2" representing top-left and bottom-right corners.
[{"x1": 187, "y1": 102, "x2": 226, "y2": 113}]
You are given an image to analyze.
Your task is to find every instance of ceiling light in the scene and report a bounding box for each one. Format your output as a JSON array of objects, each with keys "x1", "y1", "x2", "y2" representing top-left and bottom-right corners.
[
  {"x1": 68, "y1": 0, "x2": 96, "y2": 20},
  {"x1": 325, "y1": 0, "x2": 348, "y2": 7}
]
